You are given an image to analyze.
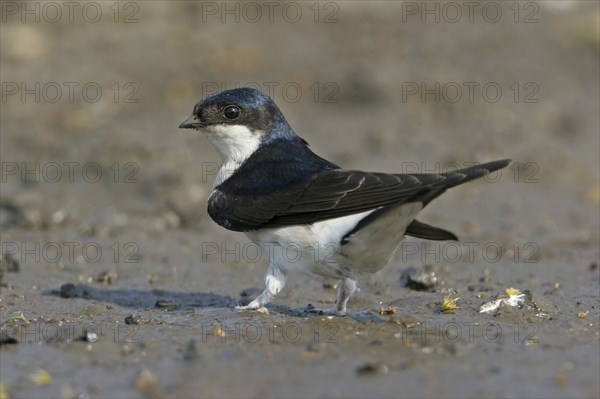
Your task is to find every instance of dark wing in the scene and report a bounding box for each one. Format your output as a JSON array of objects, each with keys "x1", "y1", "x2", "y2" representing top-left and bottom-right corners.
[{"x1": 209, "y1": 159, "x2": 511, "y2": 232}]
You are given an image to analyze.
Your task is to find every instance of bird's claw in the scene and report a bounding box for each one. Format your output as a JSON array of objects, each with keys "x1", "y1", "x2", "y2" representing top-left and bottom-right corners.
[{"x1": 235, "y1": 305, "x2": 269, "y2": 315}]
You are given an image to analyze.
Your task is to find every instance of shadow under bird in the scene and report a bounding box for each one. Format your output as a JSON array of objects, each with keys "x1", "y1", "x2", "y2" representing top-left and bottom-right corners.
[{"x1": 179, "y1": 87, "x2": 510, "y2": 314}]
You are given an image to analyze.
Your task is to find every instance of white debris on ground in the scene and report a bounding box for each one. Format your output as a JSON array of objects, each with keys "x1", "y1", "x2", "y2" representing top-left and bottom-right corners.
[{"x1": 479, "y1": 288, "x2": 526, "y2": 314}]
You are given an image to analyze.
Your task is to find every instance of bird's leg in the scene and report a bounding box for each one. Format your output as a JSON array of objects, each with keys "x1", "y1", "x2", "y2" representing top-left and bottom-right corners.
[
  {"x1": 236, "y1": 263, "x2": 287, "y2": 313},
  {"x1": 332, "y1": 278, "x2": 357, "y2": 315}
]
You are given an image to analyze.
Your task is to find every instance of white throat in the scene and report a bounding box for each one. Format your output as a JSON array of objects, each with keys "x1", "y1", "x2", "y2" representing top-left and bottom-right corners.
[{"x1": 203, "y1": 124, "x2": 263, "y2": 187}]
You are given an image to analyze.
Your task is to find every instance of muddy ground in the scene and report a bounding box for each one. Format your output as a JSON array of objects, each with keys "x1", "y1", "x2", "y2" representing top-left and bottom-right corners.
[{"x1": 1, "y1": 1, "x2": 599, "y2": 398}]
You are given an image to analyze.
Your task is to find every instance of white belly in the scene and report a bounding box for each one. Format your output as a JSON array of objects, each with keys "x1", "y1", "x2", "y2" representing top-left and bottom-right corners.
[{"x1": 245, "y1": 202, "x2": 423, "y2": 279}]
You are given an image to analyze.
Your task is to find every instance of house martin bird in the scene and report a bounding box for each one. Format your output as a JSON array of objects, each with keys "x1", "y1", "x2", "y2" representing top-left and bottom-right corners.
[{"x1": 179, "y1": 87, "x2": 510, "y2": 314}]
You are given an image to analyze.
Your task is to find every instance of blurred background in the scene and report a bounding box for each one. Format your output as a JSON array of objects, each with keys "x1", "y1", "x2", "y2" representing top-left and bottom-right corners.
[
  {"x1": 2, "y1": 0, "x2": 598, "y2": 234},
  {"x1": 1, "y1": 1, "x2": 599, "y2": 398}
]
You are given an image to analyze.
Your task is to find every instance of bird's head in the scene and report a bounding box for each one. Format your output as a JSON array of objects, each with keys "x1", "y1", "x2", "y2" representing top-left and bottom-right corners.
[{"x1": 179, "y1": 88, "x2": 298, "y2": 163}]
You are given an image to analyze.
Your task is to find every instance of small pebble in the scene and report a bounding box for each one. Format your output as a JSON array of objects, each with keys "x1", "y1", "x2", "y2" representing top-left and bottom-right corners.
[
  {"x1": 96, "y1": 271, "x2": 118, "y2": 284},
  {"x1": 154, "y1": 300, "x2": 180, "y2": 308},
  {"x1": 2, "y1": 253, "x2": 20, "y2": 272},
  {"x1": 554, "y1": 370, "x2": 567, "y2": 387},
  {"x1": 78, "y1": 330, "x2": 99, "y2": 343},
  {"x1": 378, "y1": 306, "x2": 397, "y2": 315},
  {"x1": 125, "y1": 314, "x2": 140, "y2": 325},
  {"x1": 136, "y1": 369, "x2": 159, "y2": 392},
  {"x1": 356, "y1": 362, "x2": 389, "y2": 376},
  {"x1": 400, "y1": 266, "x2": 438, "y2": 291},
  {"x1": 30, "y1": 368, "x2": 52, "y2": 385}
]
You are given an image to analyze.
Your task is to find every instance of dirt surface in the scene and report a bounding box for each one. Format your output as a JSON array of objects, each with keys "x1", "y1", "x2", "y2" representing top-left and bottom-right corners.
[{"x1": 1, "y1": 1, "x2": 599, "y2": 398}]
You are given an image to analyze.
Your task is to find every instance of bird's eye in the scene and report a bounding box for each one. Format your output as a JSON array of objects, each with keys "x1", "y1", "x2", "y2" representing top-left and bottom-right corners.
[{"x1": 223, "y1": 105, "x2": 240, "y2": 120}]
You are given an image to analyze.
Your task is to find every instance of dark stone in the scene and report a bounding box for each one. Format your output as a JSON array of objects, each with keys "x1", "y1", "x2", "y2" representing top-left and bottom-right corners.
[
  {"x1": 0, "y1": 335, "x2": 18, "y2": 345},
  {"x1": 125, "y1": 314, "x2": 140, "y2": 325},
  {"x1": 59, "y1": 283, "x2": 79, "y2": 298}
]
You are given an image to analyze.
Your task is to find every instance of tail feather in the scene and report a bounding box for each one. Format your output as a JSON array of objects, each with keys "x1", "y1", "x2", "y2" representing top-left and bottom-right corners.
[
  {"x1": 405, "y1": 159, "x2": 511, "y2": 237},
  {"x1": 444, "y1": 159, "x2": 512, "y2": 188},
  {"x1": 405, "y1": 219, "x2": 458, "y2": 241},
  {"x1": 412, "y1": 159, "x2": 511, "y2": 205}
]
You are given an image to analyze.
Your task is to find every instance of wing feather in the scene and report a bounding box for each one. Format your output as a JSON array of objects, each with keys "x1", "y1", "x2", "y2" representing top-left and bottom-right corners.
[{"x1": 208, "y1": 153, "x2": 510, "y2": 232}]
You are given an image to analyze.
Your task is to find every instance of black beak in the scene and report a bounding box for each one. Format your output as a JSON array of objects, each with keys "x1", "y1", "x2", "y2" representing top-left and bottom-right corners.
[{"x1": 179, "y1": 115, "x2": 203, "y2": 129}]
